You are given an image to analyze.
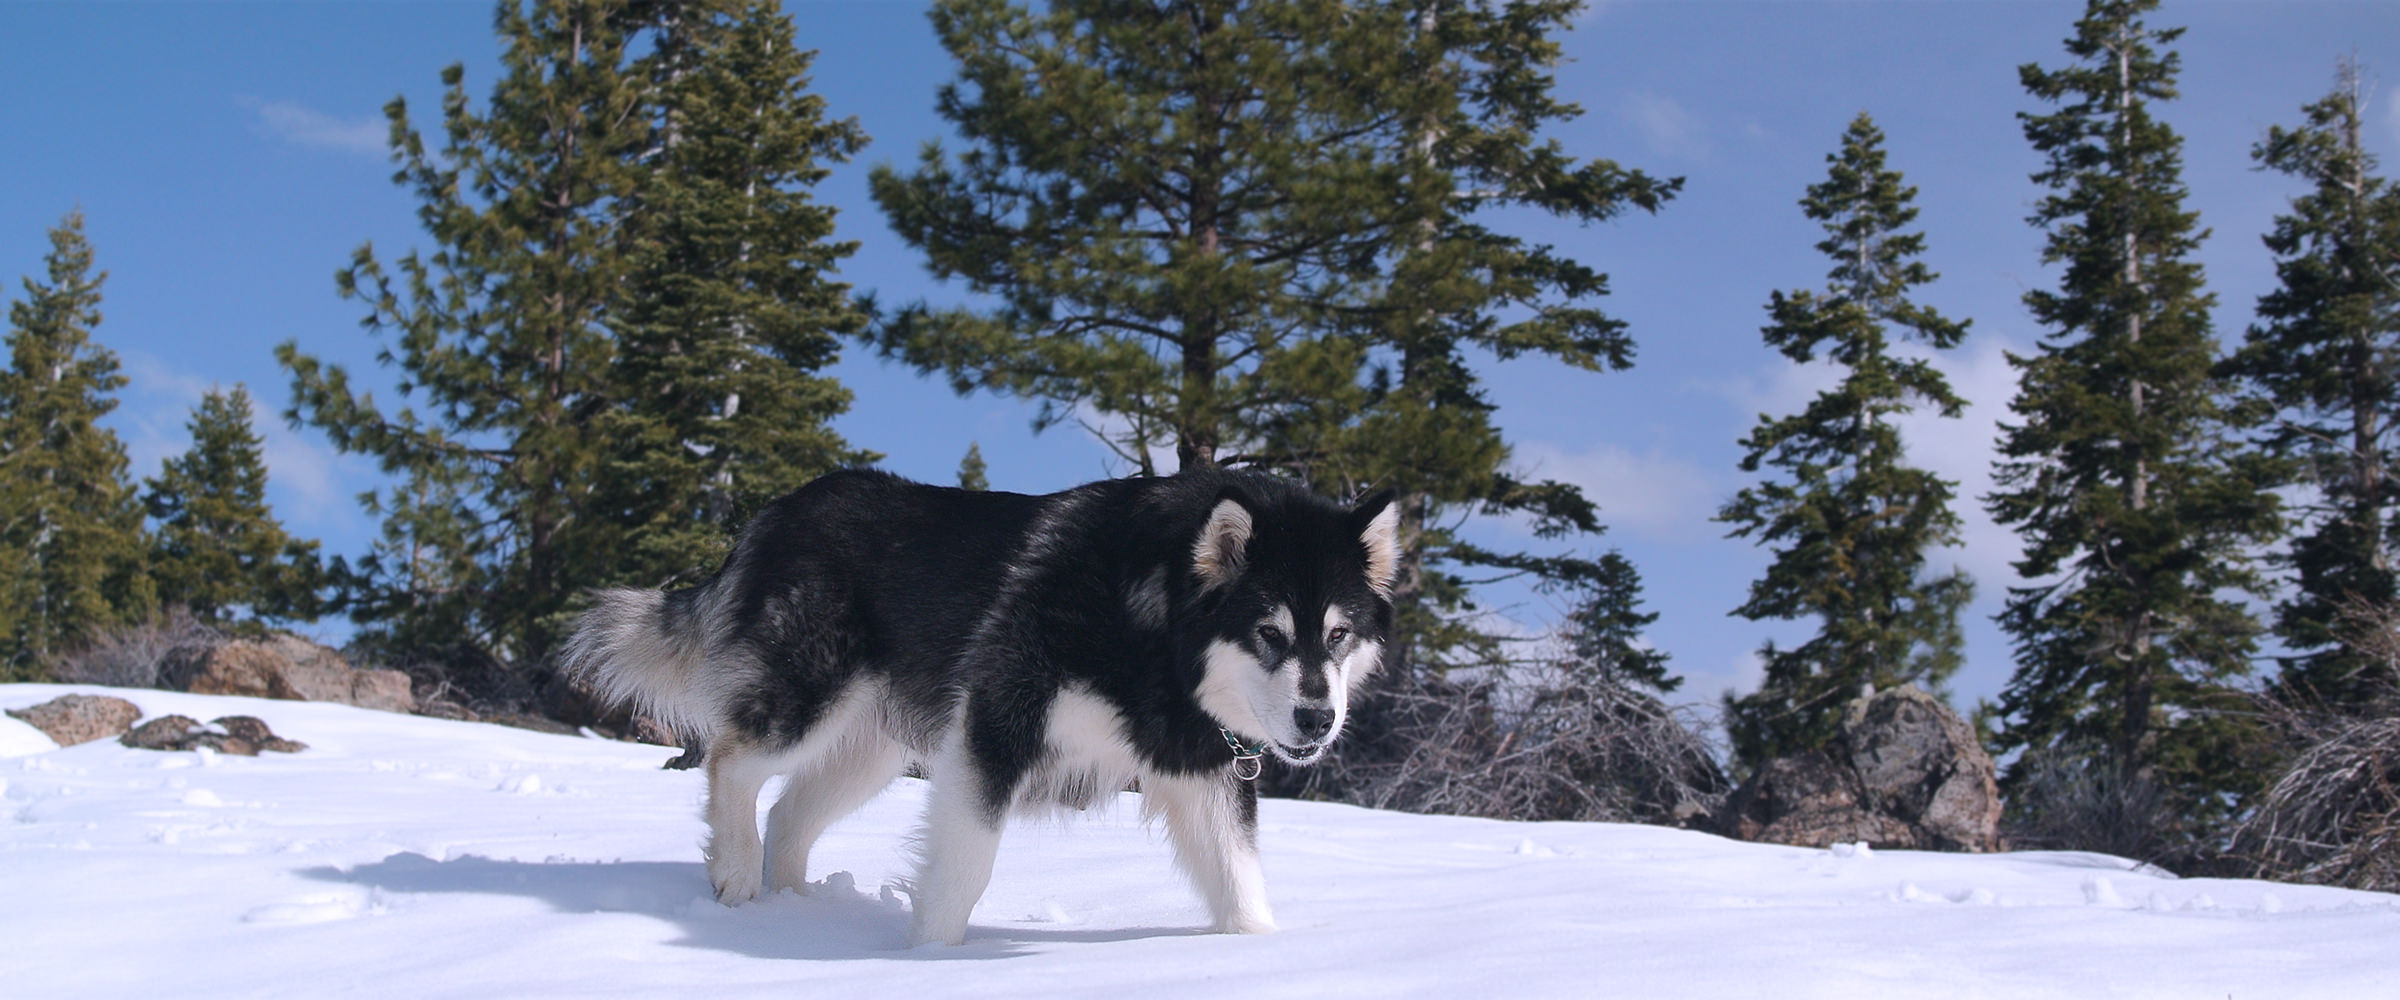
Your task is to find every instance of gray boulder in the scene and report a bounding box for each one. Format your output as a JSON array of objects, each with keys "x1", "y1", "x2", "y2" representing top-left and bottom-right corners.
[{"x1": 1720, "y1": 686, "x2": 2000, "y2": 852}]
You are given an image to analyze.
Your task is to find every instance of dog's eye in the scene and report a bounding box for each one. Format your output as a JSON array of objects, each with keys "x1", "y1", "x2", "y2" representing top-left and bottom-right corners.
[
  {"x1": 1256, "y1": 624, "x2": 1287, "y2": 647},
  {"x1": 1327, "y1": 626, "x2": 1349, "y2": 646}
]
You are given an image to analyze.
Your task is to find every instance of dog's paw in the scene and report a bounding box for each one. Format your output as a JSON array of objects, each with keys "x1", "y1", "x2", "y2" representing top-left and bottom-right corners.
[
  {"x1": 907, "y1": 924, "x2": 969, "y2": 948},
  {"x1": 764, "y1": 864, "x2": 808, "y2": 897},
  {"x1": 1216, "y1": 912, "x2": 1277, "y2": 935},
  {"x1": 908, "y1": 908, "x2": 972, "y2": 947},
  {"x1": 712, "y1": 869, "x2": 762, "y2": 905}
]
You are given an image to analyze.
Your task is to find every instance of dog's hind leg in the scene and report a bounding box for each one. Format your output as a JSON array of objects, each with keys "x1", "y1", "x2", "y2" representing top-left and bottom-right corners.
[
  {"x1": 1145, "y1": 773, "x2": 1275, "y2": 934},
  {"x1": 906, "y1": 746, "x2": 1008, "y2": 947},
  {"x1": 764, "y1": 732, "x2": 908, "y2": 896},
  {"x1": 703, "y1": 742, "x2": 783, "y2": 904}
]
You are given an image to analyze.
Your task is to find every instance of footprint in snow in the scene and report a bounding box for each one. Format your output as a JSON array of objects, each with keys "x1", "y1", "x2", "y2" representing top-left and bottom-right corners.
[
  {"x1": 242, "y1": 891, "x2": 380, "y2": 926},
  {"x1": 2083, "y1": 876, "x2": 2127, "y2": 907}
]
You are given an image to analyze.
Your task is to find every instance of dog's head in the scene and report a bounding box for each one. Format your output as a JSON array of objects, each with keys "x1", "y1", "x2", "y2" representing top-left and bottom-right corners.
[{"x1": 1187, "y1": 481, "x2": 1398, "y2": 765}]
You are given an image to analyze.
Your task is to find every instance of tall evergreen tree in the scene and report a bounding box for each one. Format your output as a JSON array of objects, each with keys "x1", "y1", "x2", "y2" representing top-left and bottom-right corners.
[
  {"x1": 282, "y1": 0, "x2": 646, "y2": 664},
  {"x1": 282, "y1": 1, "x2": 865, "y2": 663},
  {"x1": 143, "y1": 385, "x2": 322, "y2": 624},
  {"x1": 0, "y1": 211, "x2": 152, "y2": 679},
  {"x1": 870, "y1": 0, "x2": 1424, "y2": 475},
  {"x1": 592, "y1": 0, "x2": 872, "y2": 588},
  {"x1": 1986, "y1": 0, "x2": 2276, "y2": 807},
  {"x1": 2222, "y1": 61, "x2": 2400, "y2": 711},
  {"x1": 870, "y1": 0, "x2": 1673, "y2": 677},
  {"x1": 1717, "y1": 113, "x2": 1974, "y2": 769},
  {"x1": 1307, "y1": 0, "x2": 1678, "y2": 678}
]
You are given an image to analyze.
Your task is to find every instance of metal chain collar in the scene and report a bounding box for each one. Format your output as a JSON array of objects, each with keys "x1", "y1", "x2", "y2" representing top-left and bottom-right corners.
[{"x1": 1220, "y1": 728, "x2": 1267, "y2": 782}]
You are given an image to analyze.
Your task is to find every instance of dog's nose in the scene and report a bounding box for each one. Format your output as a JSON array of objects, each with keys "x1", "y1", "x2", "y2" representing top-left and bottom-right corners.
[{"x1": 1292, "y1": 707, "x2": 1335, "y2": 741}]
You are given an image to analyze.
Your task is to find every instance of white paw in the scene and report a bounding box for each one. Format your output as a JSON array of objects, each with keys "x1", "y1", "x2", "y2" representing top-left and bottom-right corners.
[
  {"x1": 909, "y1": 912, "x2": 970, "y2": 947},
  {"x1": 712, "y1": 867, "x2": 762, "y2": 904},
  {"x1": 765, "y1": 863, "x2": 808, "y2": 896},
  {"x1": 1217, "y1": 911, "x2": 1277, "y2": 935}
]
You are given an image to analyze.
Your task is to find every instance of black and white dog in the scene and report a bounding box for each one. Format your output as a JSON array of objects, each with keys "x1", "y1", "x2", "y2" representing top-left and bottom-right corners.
[{"x1": 562, "y1": 468, "x2": 1396, "y2": 945}]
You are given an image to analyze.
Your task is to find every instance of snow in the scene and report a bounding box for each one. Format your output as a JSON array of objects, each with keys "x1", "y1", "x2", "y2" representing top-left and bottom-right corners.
[{"x1": 4, "y1": 684, "x2": 2395, "y2": 999}]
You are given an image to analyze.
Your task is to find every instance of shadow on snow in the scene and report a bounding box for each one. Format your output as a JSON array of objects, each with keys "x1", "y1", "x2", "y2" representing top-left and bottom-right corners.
[{"x1": 300, "y1": 852, "x2": 1200, "y2": 960}]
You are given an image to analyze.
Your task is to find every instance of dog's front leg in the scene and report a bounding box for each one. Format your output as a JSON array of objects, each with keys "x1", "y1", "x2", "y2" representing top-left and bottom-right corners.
[
  {"x1": 907, "y1": 747, "x2": 1006, "y2": 946},
  {"x1": 703, "y1": 744, "x2": 779, "y2": 904},
  {"x1": 1149, "y1": 772, "x2": 1275, "y2": 934}
]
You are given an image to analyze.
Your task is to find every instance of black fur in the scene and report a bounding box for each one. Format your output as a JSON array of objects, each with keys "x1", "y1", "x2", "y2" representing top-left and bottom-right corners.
[
  {"x1": 695, "y1": 468, "x2": 1390, "y2": 801},
  {"x1": 563, "y1": 466, "x2": 1394, "y2": 940}
]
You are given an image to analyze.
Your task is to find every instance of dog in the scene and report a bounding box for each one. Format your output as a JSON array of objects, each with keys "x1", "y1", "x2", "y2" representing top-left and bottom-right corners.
[{"x1": 561, "y1": 467, "x2": 1397, "y2": 945}]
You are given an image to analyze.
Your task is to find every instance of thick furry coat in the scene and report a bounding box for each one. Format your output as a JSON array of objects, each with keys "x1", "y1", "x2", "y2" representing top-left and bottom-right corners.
[{"x1": 563, "y1": 468, "x2": 1397, "y2": 945}]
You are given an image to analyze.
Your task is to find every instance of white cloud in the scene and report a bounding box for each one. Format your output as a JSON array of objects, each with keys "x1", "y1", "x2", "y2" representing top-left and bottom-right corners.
[
  {"x1": 1643, "y1": 649, "x2": 1768, "y2": 712},
  {"x1": 1621, "y1": 91, "x2": 1706, "y2": 161},
  {"x1": 114, "y1": 349, "x2": 370, "y2": 536},
  {"x1": 1513, "y1": 438, "x2": 1720, "y2": 538},
  {"x1": 1892, "y1": 336, "x2": 2028, "y2": 596},
  {"x1": 116, "y1": 350, "x2": 211, "y2": 481},
  {"x1": 1698, "y1": 335, "x2": 2030, "y2": 596},
  {"x1": 244, "y1": 98, "x2": 387, "y2": 157},
  {"x1": 1699, "y1": 355, "x2": 1845, "y2": 428}
]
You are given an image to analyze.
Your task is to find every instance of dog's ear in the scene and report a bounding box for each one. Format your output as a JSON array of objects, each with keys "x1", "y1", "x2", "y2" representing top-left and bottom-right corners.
[
  {"x1": 1351, "y1": 489, "x2": 1400, "y2": 600},
  {"x1": 1192, "y1": 492, "x2": 1255, "y2": 591}
]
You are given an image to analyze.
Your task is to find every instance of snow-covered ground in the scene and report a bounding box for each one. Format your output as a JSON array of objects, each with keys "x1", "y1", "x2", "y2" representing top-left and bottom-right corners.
[{"x1": 3, "y1": 684, "x2": 2394, "y2": 999}]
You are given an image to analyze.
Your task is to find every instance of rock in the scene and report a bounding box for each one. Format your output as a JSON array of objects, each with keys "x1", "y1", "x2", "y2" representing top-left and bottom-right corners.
[
  {"x1": 6, "y1": 694, "x2": 143, "y2": 747},
  {"x1": 1724, "y1": 751, "x2": 1916, "y2": 848},
  {"x1": 119, "y1": 714, "x2": 305, "y2": 755},
  {"x1": 122, "y1": 715, "x2": 207, "y2": 751},
  {"x1": 1842, "y1": 686, "x2": 2001, "y2": 852},
  {"x1": 414, "y1": 700, "x2": 479, "y2": 723},
  {"x1": 1720, "y1": 686, "x2": 2000, "y2": 852},
  {"x1": 162, "y1": 635, "x2": 417, "y2": 714},
  {"x1": 212, "y1": 716, "x2": 308, "y2": 754}
]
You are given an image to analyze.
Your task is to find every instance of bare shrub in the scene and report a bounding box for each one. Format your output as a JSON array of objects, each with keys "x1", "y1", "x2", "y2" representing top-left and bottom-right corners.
[
  {"x1": 2001, "y1": 740, "x2": 2170, "y2": 861},
  {"x1": 49, "y1": 613, "x2": 224, "y2": 689},
  {"x1": 2232, "y1": 705, "x2": 2400, "y2": 891},
  {"x1": 2228, "y1": 596, "x2": 2400, "y2": 891},
  {"x1": 356, "y1": 642, "x2": 536, "y2": 722},
  {"x1": 1277, "y1": 660, "x2": 1728, "y2": 826}
]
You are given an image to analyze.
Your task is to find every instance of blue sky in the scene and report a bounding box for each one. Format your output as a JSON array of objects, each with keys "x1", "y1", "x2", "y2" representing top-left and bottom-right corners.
[{"x1": 5, "y1": 1, "x2": 2398, "y2": 712}]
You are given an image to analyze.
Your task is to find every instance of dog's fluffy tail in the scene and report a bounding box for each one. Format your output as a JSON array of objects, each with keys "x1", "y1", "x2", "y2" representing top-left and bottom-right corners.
[{"x1": 558, "y1": 586, "x2": 726, "y2": 742}]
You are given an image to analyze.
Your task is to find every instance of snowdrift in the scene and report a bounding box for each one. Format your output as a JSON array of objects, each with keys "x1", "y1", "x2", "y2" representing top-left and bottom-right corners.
[{"x1": 3, "y1": 684, "x2": 2394, "y2": 999}]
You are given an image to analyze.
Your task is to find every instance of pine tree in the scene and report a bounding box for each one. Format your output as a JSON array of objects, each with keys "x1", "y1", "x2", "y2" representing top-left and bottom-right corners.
[
  {"x1": 591, "y1": 0, "x2": 871, "y2": 589},
  {"x1": 956, "y1": 441, "x2": 989, "y2": 491},
  {"x1": 871, "y1": 0, "x2": 1673, "y2": 678},
  {"x1": 871, "y1": 0, "x2": 1420, "y2": 475},
  {"x1": 0, "y1": 211, "x2": 153, "y2": 679},
  {"x1": 1557, "y1": 550, "x2": 1676, "y2": 694},
  {"x1": 143, "y1": 385, "x2": 322, "y2": 624},
  {"x1": 282, "y1": 2, "x2": 866, "y2": 664},
  {"x1": 1716, "y1": 113, "x2": 1974, "y2": 769},
  {"x1": 1306, "y1": 0, "x2": 1678, "y2": 679},
  {"x1": 1986, "y1": 0, "x2": 2277, "y2": 811},
  {"x1": 2222, "y1": 60, "x2": 2400, "y2": 711},
  {"x1": 280, "y1": 0, "x2": 657, "y2": 664}
]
